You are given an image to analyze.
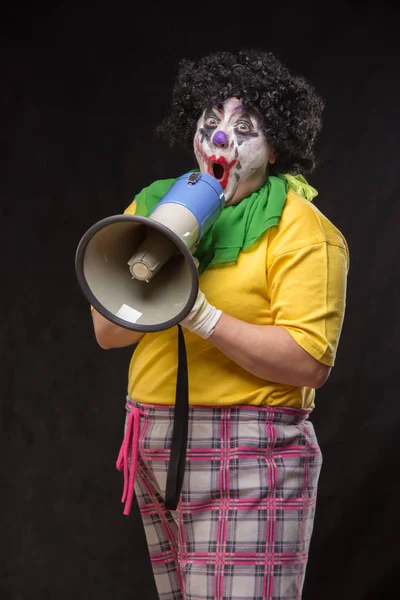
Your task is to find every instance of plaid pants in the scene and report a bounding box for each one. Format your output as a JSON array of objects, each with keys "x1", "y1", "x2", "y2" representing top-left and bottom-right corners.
[{"x1": 118, "y1": 399, "x2": 322, "y2": 600}]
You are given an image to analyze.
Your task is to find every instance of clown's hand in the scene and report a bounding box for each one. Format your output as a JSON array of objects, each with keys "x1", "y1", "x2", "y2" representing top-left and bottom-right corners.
[{"x1": 180, "y1": 289, "x2": 222, "y2": 339}]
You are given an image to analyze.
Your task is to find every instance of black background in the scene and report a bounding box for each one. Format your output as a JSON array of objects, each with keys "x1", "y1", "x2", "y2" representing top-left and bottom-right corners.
[{"x1": 1, "y1": 3, "x2": 399, "y2": 599}]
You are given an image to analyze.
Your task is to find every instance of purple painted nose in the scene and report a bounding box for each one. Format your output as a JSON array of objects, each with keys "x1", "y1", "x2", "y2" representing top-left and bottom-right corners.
[{"x1": 213, "y1": 130, "x2": 228, "y2": 146}]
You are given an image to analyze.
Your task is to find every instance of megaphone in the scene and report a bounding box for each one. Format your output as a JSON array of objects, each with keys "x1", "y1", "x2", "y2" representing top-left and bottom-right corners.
[{"x1": 75, "y1": 171, "x2": 225, "y2": 332}]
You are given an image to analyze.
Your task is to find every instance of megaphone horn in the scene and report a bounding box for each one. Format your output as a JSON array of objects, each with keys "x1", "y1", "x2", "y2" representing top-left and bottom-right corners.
[{"x1": 75, "y1": 172, "x2": 225, "y2": 333}]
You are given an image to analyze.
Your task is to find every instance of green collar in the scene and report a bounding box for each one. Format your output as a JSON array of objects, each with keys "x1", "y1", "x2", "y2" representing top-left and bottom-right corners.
[{"x1": 134, "y1": 172, "x2": 317, "y2": 273}]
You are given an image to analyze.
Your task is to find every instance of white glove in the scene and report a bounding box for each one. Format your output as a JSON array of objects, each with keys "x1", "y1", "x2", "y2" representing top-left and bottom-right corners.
[{"x1": 180, "y1": 289, "x2": 222, "y2": 339}]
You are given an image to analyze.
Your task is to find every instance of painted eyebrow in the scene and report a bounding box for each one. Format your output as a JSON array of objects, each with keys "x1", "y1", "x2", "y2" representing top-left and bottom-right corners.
[
  {"x1": 204, "y1": 107, "x2": 222, "y2": 119},
  {"x1": 235, "y1": 111, "x2": 252, "y2": 119},
  {"x1": 231, "y1": 110, "x2": 254, "y2": 123},
  {"x1": 230, "y1": 104, "x2": 253, "y2": 118}
]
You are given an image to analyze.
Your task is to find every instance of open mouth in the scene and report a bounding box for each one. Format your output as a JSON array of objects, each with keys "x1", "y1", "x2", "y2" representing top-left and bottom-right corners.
[{"x1": 212, "y1": 162, "x2": 225, "y2": 180}]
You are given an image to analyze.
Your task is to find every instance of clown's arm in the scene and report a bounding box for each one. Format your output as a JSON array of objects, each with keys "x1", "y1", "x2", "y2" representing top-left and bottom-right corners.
[
  {"x1": 181, "y1": 240, "x2": 348, "y2": 389},
  {"x1": 211, "y1": 316, "x2": 330, "y2": 389},
  {"x1": 92, "y1": 309, "x2": 145, "y2": 349}
]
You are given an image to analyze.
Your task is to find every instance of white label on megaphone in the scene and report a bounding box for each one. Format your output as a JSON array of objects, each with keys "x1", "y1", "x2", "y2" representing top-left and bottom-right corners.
[{"x1": 116, "y1": 304, "x2": 143, "y2": 323}]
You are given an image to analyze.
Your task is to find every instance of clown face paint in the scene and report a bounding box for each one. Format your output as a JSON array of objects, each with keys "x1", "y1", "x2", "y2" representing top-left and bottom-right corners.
[{"x1": 193, "y1": 97, "x2": 271, "y2": 205}]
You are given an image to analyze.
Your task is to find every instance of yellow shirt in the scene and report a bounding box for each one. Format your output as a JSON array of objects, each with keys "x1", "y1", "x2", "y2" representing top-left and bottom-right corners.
[{"x1": 124, "y1": 188, "x2": 349, "y2": 409}]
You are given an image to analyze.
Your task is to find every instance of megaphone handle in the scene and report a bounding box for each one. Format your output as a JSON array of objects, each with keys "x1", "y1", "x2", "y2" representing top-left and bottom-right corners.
[{"x1": 164, "y1": 325, "x2": 189, "y2": 510}]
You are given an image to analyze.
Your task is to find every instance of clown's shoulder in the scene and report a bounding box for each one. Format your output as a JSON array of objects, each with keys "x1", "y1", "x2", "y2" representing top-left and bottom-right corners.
[{"x1": 267, "y1": 186, "x2": 349, "y2": 264}]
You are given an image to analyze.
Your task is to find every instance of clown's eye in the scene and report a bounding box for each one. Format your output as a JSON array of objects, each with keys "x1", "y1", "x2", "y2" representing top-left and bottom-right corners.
[
  {"x1": 236, "y1": 121, "x2": 252, "y2": 133},
  {"x1": 205, "y1": 116, "x2": 219, "y2": 127}
]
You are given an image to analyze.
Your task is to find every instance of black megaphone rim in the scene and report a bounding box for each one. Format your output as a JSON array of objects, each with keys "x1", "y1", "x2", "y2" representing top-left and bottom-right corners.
[{"x1": 75, "y1": 214, "x2": 199, "y2": 332}]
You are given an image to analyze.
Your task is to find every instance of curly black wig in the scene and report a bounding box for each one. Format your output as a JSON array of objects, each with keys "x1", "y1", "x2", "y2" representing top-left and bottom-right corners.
[{"x1": 156, "y1": 49, "x2": 325, "y2": 174}]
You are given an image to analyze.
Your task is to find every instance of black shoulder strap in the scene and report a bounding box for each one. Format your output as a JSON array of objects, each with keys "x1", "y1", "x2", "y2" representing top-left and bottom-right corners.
[{"x1": 164, "y1": 324, "x2": 189, "y2": 510}]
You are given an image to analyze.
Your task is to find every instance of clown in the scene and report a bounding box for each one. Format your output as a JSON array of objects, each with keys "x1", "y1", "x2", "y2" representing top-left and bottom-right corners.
[{"x1": 90, "y1": 49, "x2": 349, "y2": 600}]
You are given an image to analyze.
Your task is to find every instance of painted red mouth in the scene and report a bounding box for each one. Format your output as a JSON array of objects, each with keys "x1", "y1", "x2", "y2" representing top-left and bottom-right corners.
[
  {"x1": 194, "y1": 140, "x2": 237, "y2": 190},
  {"x1": 208, "y1": 155, "x2": 237, "y2": 190}
]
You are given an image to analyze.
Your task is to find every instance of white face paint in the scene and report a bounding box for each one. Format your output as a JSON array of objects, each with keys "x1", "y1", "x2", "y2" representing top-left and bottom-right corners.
[{"x1": 193, "y1": 97, "x2": 271, "y2": 205}]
